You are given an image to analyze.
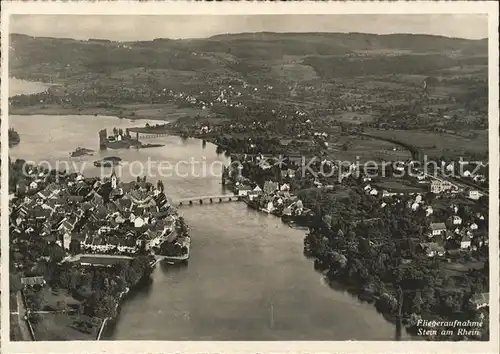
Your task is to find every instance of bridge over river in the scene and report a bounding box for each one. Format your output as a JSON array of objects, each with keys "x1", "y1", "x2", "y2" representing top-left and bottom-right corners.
[{"x1": 172, "y1": 194, "x2": 243, "y2": 207}]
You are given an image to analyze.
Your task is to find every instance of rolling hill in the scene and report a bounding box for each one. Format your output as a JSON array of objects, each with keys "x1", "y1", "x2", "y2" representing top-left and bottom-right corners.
[{"x1": 10, "y1": 32, "x2": 488, "y2": 86}]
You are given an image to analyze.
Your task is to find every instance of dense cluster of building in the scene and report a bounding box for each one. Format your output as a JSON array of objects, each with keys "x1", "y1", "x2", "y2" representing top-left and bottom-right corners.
[{"x1": 10, "y1": 166, "x2": 180, "y2": 272}]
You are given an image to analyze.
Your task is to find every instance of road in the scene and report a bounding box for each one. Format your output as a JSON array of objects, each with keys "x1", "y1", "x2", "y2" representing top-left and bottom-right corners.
[{"x1": 14, "y1": 291, "x2": 34, "y2": 341}]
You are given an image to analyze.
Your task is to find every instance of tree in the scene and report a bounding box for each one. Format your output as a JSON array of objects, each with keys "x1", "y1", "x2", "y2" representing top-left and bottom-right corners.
[
  {"x1": 58, "y1": 269, "x2": 70, "y2": 290},
  {"x1": 28, "y1": 313, "x2": 42, "y2": 324},
  {"x1": 10, "y1": 274, "x2": 23, "y2": 293},
  {"x1": 124, "y1": 266, "x2": 140, "y2": 285},
  {"x1": 411, "y1": 291, "x2": 423, "y2": 314},
  {"x1": 56, "y1": 300, "x2": 67, "y2": 314},
  {"x1": 30, "y1": 291, "x2": 44, "y2": 311},
  {"x1": 93, "y1": 294, "x2": 116, "y2": 319},
  {"x1": 47, "y1": 243, "x2": 65, "y2": 262},
  {"x1": 376, "y1": 293, "x2": 398, "y2": 314},
  {"x1": 69, "y1": 239, "x2": 81, "y2": 255}
]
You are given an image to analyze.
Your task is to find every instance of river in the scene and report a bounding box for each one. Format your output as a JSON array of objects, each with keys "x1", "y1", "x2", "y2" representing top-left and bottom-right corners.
[{"x1": 9, "y1": 80, "x2": 407, "y2": 341}]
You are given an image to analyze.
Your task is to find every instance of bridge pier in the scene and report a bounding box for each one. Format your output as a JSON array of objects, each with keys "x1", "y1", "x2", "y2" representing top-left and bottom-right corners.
[
  {"x1": 199, "y1": 199, "x2": 203, "y2": 204},
  {"x1": 189, "y1": 200, "x2": 193, "y2": 205},
  {"x1": 219, "y1": 197, "x2": 223, "y2": 203},
  {"x1": 209, "y1": 198, "x2": 213, "y2": 203}
]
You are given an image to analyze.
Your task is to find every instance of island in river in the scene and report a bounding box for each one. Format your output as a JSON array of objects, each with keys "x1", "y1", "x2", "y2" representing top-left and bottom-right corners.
[
  {"x1": 94, "y1": 156, "x2": 122, "y2": 167},
  {"x1": 99, "y1": 128, "x2": 165, "y2": 150},
  {"x1": 70, "y1": 147, "x2": 94, "y2": 157}
]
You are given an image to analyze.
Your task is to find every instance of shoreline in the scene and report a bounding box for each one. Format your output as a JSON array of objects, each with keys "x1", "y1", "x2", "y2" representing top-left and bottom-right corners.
[
  {"x1": 9, "y1": 105, "x2": 174, "y2": 122},
  {"x1": 97, "y1": 274, "x2": 155, "y2": 340},
  {"x1": 96, "y1": 287, "x2": 129, "y2": 341}
]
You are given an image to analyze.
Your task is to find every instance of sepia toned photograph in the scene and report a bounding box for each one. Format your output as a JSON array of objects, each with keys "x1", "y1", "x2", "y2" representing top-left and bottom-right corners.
[{"x1": 1, "y1": 1, "x2": 498, "y2": 353}]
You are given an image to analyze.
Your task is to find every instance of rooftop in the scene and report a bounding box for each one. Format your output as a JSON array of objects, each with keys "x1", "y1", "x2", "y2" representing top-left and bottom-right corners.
[{"x1": 430, "y1": 222, "x2": 446, "y2": 230}]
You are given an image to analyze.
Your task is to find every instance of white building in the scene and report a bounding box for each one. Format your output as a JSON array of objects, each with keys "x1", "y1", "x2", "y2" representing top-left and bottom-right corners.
[
  {"x1": 264, "y1": 201, "x2": 275, "y2": 213},
  {"x1": 430, "y1": 222, "x2": 446, "y2": 237},
  {"x1": 461, "y1": 234, "x2": 472, "y2": 249},
  {"x1": 111, "y1": 170, "x2": 118, "y2": 189},
  {"x1": 468, "y1": 190, "x2": 483, "y2": 200},
  {"x1": 237, "y1": 185, "x2": 252, "y2": 196},
  {"x1": 280, "y1": 183, "x2": 290, "y2": 192},
  {"x1": 253, "y1": 186, "x2": 262, "y2": 193},
  {"x1": 134, "y1": 216, "x2": 146, "y2": 228},
  {"x1": 430, "y1": 179, "x2": 453, "y2": 194},
  {"x1": 63, "y1": 233, "x2": 72, "y2": 250},
  {"x1": 450, "y1": 215, "x2": 463, "y2": 225}
]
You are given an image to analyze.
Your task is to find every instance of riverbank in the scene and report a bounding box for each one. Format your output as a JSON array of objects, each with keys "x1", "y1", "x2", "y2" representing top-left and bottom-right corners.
[
  {"x1": 96, "y1": 287, "x2": 129, "y2": 340},
  {"x1": 8, "y1": 100, "x2": 212, "y2": 124},
  {"x1": 9, "y1": 104, "x2": 169, "y2": 121},
  {"x1": 98, "y1": 275, "x2": 154, "y2": 340}
]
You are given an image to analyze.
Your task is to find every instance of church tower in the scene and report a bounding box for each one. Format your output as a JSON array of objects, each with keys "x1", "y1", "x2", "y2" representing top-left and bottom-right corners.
[{"x1": 111, "y1": 168, "x2": 118, "y2": 189}]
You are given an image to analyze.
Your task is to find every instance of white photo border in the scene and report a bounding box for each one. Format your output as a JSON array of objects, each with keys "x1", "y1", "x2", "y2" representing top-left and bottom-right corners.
[{"x1": 1, "y1": 1, "x2": 498, "y2": 353}]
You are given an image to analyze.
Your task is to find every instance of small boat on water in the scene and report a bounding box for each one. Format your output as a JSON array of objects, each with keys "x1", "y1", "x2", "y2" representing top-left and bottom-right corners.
[{"x1": 140, "y1": 143, "x2": 165, "y2": 149}]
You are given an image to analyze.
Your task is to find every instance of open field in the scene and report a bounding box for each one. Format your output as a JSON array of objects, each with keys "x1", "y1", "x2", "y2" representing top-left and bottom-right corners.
[
  {"x1": 271, "y1": 63, "x2": 319, "y2": 81},
  {"x1": 31, "y1": 313, "x2": 101, "y2": 341},
  {"x1": 431, "y1": 197, "x2": 476, "y2": 213},
  {"x1": 373, "y1": 180, "x2": 427, "y2": 193},
  {"x1": 364, "y1": 128, "x2": 488, "y2": 159},
  {"x1": 329, "y1": 111, "x2": 375, "y2": 124},
  {"x1": 327, "y1": 135, "x2": 411, "y2": 163},
  {"x1": 10, "y1": 314, "x2": 24, "y2": 341},
  {"x1": 117, "y1": 103, "x2": 209, "y2": 120},
  {"x1": 36, "y1": 287, "x2": 82, "y2": 312},
  {"x1": 9, "y1": 102, "x2": 208, "y2": 122}
]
